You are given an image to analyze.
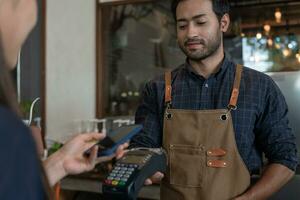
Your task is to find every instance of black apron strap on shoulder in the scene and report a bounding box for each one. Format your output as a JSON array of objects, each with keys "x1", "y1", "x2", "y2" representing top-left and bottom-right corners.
[{"x1": 228, "y1": 64, "x2": 243, "y2": 110}]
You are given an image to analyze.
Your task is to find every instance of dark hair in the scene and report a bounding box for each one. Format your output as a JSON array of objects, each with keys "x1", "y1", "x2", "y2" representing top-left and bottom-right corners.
[
  {"x1": 171, "y1": 0, "x2": 230, "y2": 22},
  {"x1": 0, "y1": 35, "x2": 21, "y2": 116}
]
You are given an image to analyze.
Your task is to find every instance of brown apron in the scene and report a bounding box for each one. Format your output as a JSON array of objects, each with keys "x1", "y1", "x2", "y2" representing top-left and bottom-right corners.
[{"x1": 161, "y1": 64, "x2": 250, "y2": 200}]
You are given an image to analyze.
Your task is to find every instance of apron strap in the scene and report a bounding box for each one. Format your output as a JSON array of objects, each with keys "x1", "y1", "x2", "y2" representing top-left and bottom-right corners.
[
  {"x1": 164, "y1": 64, "x2": 243, "y2": 109},
  {"x1": 228, "y1": 64, "x2": 243, "y2": 110},
  {"x1": 165, "y1": 70, "x2": 172, "y2": 105}
]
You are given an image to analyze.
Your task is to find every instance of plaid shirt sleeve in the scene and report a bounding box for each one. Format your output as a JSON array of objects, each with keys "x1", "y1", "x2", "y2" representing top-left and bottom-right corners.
[
  {"x1": 254, "y1": 77, "x2": 298, "y2": 171},
  {"x1": 130, "y1": 78, "x2": 165, "y2": 148}
]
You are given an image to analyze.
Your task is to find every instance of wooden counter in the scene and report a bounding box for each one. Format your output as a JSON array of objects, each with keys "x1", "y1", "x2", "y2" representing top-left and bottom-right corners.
[{"x1": 60, "y1": 169, "x2": 300, "y2": 200}]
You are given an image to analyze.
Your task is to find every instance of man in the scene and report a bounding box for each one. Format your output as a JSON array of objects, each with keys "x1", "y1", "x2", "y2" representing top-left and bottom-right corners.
[{"x1": 130, "y1": 0, "x2": 298, "y2": 199}]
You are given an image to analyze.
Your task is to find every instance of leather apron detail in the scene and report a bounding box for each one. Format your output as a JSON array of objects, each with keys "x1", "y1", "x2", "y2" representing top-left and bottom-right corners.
[
  {"x1": 206, "y1": 148, "x2": 227, "y2": 157},
  {"x1": 161, "y1": 64, "x2": 250, "y2": 200}
]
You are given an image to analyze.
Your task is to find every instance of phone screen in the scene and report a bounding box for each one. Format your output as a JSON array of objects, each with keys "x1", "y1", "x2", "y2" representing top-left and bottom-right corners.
[
  {"x1": 110, "y1": 125, "x2": 141, "y2": 142},
  {"x1": 97, "y1": 136, "x2": 115, "y2": 150},
  {"x1": 85, "y1": 124, "x2": 142, "y2": 156},
  {"x1": 98, "y1": 125, "x2": 141, "y2": 148}
]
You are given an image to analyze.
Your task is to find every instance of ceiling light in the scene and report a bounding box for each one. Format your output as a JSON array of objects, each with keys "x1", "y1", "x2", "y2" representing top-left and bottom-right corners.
[
  {"x1": 282, "y1": 48, "x2": 291, "y2": 57},
  {"x1": 267, "y1": 38, "x2": 273, "y2": 47},
  {"x1": 264, "y1": 24, "x2": 271, "y2": 33},
  {"x1": 275, "y1": 8, "x2": 282, "y2": 23},
  {"x1": 256, "y1": 32, "x2": 262, "y2": 40}
]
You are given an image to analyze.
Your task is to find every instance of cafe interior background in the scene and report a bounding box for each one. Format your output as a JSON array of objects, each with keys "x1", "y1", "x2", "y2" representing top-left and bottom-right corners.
[{"x1": 16, "y1": 0, "x2": 299, "y2": 197}]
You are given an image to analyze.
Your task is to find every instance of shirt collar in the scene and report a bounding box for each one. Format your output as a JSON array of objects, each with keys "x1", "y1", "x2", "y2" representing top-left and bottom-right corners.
[{"x1": 184, "y1": 54, "x2": 230, "y2": 80}]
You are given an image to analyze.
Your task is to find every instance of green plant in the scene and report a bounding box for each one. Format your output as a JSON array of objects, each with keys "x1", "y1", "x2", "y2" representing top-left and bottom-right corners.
[
  {"x1": 48, "y1": 142, "x2": 63, "y2": 156},
  {"x1": 20, "y1": 100, "x2": 32, "y2": 118}
]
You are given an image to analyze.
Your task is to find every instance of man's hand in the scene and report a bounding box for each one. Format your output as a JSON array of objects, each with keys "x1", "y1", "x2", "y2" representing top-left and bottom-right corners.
[
  {"x1": 233, "y1": 164, "x2": 294, "y2": 200},
  {"x1": 144, "y1": 171, "x2": 164, "y2": 185},
  {"x1": 95, "y1": 142, "x2": 129, "y2": 163}
]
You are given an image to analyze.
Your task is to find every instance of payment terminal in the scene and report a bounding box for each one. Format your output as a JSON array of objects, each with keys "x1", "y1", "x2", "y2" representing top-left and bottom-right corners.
[{"x1": 102, "y1": 148, "x2": 167, "y2": 200}]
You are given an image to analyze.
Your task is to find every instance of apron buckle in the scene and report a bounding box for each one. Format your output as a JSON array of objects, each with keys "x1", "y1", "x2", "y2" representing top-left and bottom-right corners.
[
  {"x1": 165, "y1": 102, "x2": 172, "y2": 120},
  {"x1": 220, "y1": 105, "x2": 237, "y2": 121},
  {"x1": 227, "y1": 104, "x2": 237, "y2": 111},
  {"x1": 166, "y1": 112, "x2": 173, "y2": 120}
]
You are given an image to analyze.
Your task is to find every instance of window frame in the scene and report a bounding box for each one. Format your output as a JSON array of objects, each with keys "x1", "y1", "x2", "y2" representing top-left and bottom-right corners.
[{"x1": 96, "y1": 0, "x2": 155, "y2": 118}]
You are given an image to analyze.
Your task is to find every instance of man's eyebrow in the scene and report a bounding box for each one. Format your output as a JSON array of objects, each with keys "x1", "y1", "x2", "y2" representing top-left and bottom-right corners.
[{"x1": 177, "y1": 14, "x2": 206, "y2": 22}]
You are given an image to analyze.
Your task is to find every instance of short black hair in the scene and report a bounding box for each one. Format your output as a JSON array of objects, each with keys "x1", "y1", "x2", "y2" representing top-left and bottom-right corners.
[{"x1": 171, "y1": 0, "x2": 230, "y2": 22}]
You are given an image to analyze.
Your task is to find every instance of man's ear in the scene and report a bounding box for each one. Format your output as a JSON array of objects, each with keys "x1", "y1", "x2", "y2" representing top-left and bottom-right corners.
[{"x1": 220, "y1": 13, "x2": 230, "y2": 33}]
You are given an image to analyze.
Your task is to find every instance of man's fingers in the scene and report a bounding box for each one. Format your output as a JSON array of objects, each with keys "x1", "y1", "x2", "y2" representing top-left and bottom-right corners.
[
  {"x1": 144, "y1": 178, "x2": 153, "y2": 185},
  {"x1": 151, "y1": 172, "x2": 164, "y2": 183},
  {"x1": 116, "y1": 150, "x2": 128, "y2": 159},
  {"x1": 115, "y1": 142, "x2": 129, "y2": 159},
  {"x1": 117, "y1": 142, "x2": 129, "y2": 151},
  {"x1": 144, "y1": 172, "x2": 164, "y2": 185}
]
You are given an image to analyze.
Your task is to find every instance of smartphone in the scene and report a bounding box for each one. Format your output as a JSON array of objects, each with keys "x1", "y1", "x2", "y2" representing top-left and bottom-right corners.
[{"x1": 86, "y1": 124, "x2": 143, "y2": 157}]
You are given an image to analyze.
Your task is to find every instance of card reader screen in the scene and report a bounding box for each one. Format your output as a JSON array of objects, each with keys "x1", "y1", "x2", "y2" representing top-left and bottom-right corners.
[{"x1": 122, "y1": 155, "x2": 146, "y2": 164}]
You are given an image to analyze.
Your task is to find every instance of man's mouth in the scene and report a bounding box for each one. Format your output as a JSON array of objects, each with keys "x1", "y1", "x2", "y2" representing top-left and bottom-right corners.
[{"x1": 185, "y1": 42, "x2": 204, "y2": 49}]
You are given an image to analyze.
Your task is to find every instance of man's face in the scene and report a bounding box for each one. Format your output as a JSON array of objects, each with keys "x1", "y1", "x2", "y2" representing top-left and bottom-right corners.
[
  {"x1": 0, "y1": 0, "x2": 38, "y2": 68},
  {"x1": 176, "y1": 0, "x2": 227, "y2": 61}
]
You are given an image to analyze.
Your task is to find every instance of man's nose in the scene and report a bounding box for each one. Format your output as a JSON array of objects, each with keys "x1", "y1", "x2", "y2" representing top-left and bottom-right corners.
[{"x1": 186, "y1": 24, "x2": 198, "y2": 38}]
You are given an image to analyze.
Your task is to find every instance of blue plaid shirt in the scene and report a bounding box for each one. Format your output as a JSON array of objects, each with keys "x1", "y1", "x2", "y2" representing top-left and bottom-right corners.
[{"x1": 131, "y1": 56, "x2": 298, "y2": 173}]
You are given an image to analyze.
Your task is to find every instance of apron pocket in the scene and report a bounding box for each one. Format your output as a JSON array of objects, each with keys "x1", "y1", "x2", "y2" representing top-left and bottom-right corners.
[{"x1": 169, "y1": 144, "x2": 205, "y2": 187}]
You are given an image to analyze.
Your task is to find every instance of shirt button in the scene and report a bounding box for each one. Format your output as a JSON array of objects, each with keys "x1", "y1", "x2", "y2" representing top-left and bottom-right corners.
[{"x1": 205, "y1": 83, "x2": 209, "y2": 88}]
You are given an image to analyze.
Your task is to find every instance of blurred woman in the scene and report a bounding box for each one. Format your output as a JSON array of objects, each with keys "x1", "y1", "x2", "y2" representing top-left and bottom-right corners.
[{"x1": 0, "y1": 0, "x2": 126, "y2": 199}]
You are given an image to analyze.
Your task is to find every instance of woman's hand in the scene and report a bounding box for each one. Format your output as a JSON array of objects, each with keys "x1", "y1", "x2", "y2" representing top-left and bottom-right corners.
[
  {"x1": 57, "y1": 132, "x2": 104, "y2": 175},
  {"x1": 44, "y1": 133, "x2": 129, "y2": 186}
]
